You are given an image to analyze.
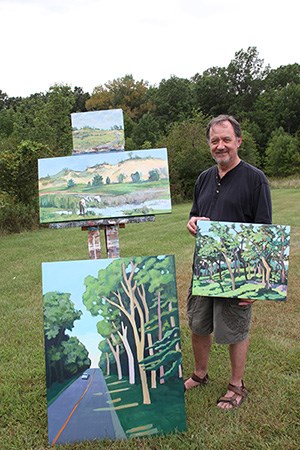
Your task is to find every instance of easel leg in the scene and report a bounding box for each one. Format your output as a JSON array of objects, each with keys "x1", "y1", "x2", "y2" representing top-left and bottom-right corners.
[
  {"x1": 87, "y1": 229, "x2": 102, "y2": 259},
  {"x1": 105, "y1": 225, "x2": 120, "y2": 258}
]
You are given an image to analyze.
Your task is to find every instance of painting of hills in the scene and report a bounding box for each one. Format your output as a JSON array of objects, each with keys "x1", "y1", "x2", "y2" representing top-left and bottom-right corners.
[
  {"x1": 38, "y1": 148, "x2": 172, "y2": 224},
  {"x1": 71, "y1": 109, "x2": 125, "y2": 154}
]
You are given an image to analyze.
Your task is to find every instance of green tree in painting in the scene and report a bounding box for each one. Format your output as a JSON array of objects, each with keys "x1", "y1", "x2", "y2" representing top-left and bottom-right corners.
[
  {"x1": 43, "y1": 291, "x2": 90, "y2": 387},
  {"x1": 131, "y1": 171, "x2": 141, "y2": 183},
  {"x1": 92, "y1": 174, "x2": 103, "y2": 186},
  {"x1": 194, "y1": 223, "x2": 290, "y2": 299},
  {"x1": 83, "y1": 256, "x2": 181, "y2": 405},
  {"x1": 67, "y1": 178, "x2": 76, "y2": 189},
  {"x1": 97, "y1": 318, "x2": 123, "y2": 381},
  {"x1": 148, "y1": 169, "x2": 160, "y2": 182},
  {"x1": 208, "y1": 222, "x2": 240, "y2": 290},
  {"x1": 61, "y1": 337, "x2": 91, "y2": 375},
  {"x1": 117, "y1": 173, "x2": 126, "y2": 183},
  {"x1": 134, "y1": 256, "x2": 182, "y2": 384},
  {"x1": 83, "y1": 259, "x2": 152, "y2": 404}
]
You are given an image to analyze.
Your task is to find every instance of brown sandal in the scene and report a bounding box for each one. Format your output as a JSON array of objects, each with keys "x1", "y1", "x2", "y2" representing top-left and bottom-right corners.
[
  {"x1": 217, "y1": 380, "x2": 248, "y2": 409},
  {"x1": 184, "y1": 373, "x2": 209, "y2": 392}
]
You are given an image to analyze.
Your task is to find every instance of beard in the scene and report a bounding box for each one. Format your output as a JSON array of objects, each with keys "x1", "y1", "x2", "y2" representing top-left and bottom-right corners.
[{"x1": 213, "y1": 151, "x2": 231, "y2": 165}]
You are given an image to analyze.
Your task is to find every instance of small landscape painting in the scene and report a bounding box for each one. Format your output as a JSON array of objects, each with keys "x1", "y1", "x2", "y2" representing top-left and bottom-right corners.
[
  {"x1": 71, "y1": 109, "x2": 125, "y2": 154},
  {"x1": 38, "y1": 148, "x2": 172, "y2": 223},
  {"x1": 42, "y1": 255, "x2": 186, "y2": 446},
  {"x1": 192, "y1": 221, "x2": 290, "y2": 301}
]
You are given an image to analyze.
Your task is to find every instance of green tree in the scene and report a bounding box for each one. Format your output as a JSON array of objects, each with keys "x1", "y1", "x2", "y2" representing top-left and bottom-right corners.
[
  {"x1": 118, "y1": 173, "x2": 126, "y2": 183},
  {"x1": 265, "y1": 128, "x2": 299, "y2": 177},
  {"x1": 158, "y1": 113, "x2": 212, "y2": 201},
  {"x1": 31, "y1": 84, "x2": 75, "y2": 154},
  {"x1": 61, "y1": 337, "x2": 91, "y2": 375},
  {"x1": 92, "y1": 174, "x2": 103, "y2": 186},
  {"x1": 0, "y1": 140, "x2": 51, "y2": 205},
  {"x1": 193, "y1": 66, "x2": 231, "y2": 117},
  {"x1": 131, "y1": 171, "x2": 141, "y2": 183},
  {"x1": 43, "y1": 291, "x2": 90, "y2": 386},
  {"x1": 148, "y1": 169, "x2": 160, "y2": 182},
  {"x1": 67, "y1": 178, "x2": 76, "y2": 188},
  {"x1": 132, "y1": 112, "x2": 161, "y2": 147},
  {"x1": 226, "y1": 46, "x2": 269, "y2": 116},
  {"x1": 0, "y1": 108, "x2": 15, "y2": 138},
  {"x1": 153, "y1": 76, "x2": 195, "y2": 131},
  {"x1": 238, "y1": 123, "x2": 260, "y2": 167},
  {"x1": 71, "y1": 86, "x2": 90, "y2": 112}
]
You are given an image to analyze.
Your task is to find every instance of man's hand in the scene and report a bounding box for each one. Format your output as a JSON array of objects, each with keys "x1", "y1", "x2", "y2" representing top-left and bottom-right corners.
[{"x1": 187, "y1": 216, "x2": 210, "y2": 236}]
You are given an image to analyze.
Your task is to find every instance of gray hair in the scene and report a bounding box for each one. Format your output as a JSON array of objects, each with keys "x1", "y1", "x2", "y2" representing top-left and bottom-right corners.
[{"x1": 206, "y1": 115, "x2": 242, "y2": 140}]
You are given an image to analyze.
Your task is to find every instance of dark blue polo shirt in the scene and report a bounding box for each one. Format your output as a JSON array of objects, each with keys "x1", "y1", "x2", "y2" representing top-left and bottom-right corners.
[{"x1": 189, "y1": 160, "x2": 272, "y2": 224}]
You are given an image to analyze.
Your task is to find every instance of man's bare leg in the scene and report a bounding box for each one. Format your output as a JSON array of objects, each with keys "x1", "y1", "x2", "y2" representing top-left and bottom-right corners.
[
  {"x1": 217, "y1": 337, "x2": 249, "y2": 409},
  {"x1": 184, "y1": 333, "x2": 212, "y2": 390}
]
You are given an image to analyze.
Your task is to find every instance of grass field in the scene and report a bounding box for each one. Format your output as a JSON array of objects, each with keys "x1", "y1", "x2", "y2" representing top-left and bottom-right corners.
[{"x1": 0, "y1": 189, "x2": 299, "y2": 449}]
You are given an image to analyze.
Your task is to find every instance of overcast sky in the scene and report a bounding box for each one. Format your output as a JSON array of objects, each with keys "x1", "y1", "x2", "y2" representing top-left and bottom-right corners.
[{"x1": 1, "y1": 0, "x2": 299, "y2": 98}]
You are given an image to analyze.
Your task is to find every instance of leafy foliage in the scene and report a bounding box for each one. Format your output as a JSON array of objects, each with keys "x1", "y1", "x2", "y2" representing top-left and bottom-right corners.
[
  {"x1": 43, "y1": 291, "x2": 91, "y2": 387},
  {"x1": 1, "y1": 47, "x2": 300, "y2": 231}
]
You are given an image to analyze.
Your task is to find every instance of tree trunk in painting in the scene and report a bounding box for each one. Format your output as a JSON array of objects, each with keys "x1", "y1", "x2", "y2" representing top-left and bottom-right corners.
[
  {"x1": 279, "y1": 261, "x2": 286, "y2": 284},
  {"x1": 115, "y1": 321, "x2": 135, "y2": 384},
  {"x1": 106, "y1": 352, "x2": 110, "y2": 376},
  {"x1": 279, "y1": 229, "x2": 287, "y2": 284},
  {"x1": 104, "y1": 262, "x2": 151, "y2": 404},
  {"x1": 157, "y1": 292, "x2": 165, "y2": 384},
  {"x1": 221, "y1": 252, "x2": 235, "y2": 290},
  {"x1": 107, "y1": 336, "x2": 122, "y2": 380},
  {"x1": 169, "y1": 301, "x2": 182, "y2": 379},
  {"x1": 137, "y1": 284, "x2": 157, "y2": 389},
  {"x1": 261, "y1": 256, "x2": 271, "y2": 289}
]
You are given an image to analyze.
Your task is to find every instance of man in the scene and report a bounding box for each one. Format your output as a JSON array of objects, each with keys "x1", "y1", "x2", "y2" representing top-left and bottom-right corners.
[{"x1": 184, "y1": 115, "x2": 272, "y2": 409}]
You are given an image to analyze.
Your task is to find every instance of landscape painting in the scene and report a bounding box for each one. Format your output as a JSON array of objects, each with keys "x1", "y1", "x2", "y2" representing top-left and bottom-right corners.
[
  {"x1": 42, "y1": 255, "x2": 186, "y2": 446},
  {"x1": 71, "y1": 109, "x2": 125, "y2": 154},
  {"x1": 38, "y1": 148, "x2": 172, "y2": 223},
  {"x1": 192, "y1": 221, "x2": 290, "y2": 301}
]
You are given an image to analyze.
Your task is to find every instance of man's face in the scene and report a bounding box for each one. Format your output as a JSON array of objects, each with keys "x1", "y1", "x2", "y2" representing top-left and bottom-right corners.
[{"x1": 208, "y1": 120, "x2": 242, "y2": 168}]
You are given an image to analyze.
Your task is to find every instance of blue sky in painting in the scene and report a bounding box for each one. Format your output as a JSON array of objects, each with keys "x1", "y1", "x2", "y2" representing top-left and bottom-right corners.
[
  {"x1": 71, "y1": 109, "x2": 124, "y2": 130},
  {"x1": 38, "y1": 148, "x2": 168, "y2": 178},
  {"x1": 42, "y1": 258, "x2": 113, "y2": 368}
]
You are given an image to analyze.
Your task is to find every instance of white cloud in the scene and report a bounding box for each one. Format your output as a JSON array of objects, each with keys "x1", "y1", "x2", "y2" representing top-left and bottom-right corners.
[{"x1": 1, "y1": 0, "x2": 299, "y2": 97}]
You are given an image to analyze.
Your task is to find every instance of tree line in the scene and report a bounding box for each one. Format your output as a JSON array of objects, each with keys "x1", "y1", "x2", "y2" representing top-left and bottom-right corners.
[{"x1": 0, "y1": 46, "x2": 299, "y2": 232}]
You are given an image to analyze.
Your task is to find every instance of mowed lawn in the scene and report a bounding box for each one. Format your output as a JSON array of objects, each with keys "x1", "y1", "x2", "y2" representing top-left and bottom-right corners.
[{"x1": 0, "y1": 189, "x2": 299, "y2": 450}]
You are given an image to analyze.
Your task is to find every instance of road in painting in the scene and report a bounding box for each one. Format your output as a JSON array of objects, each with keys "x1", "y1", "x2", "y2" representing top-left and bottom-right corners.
[
  {"x1": 38, "y1": 148, "x2": 172, "y2": 223},
  {"x1": 42, "y1": 255, "x2": 186, "y2": 446},
  {"x1": 192, "y1": 221, "x2": 290, "y2": 301},
  {"x1": 48, "y1": 368, "x2": 125, "y2": 445}
]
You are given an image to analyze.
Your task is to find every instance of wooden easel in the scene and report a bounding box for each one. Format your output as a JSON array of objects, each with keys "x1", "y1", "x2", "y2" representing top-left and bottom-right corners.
[{"x1": 49, "y1": 216, "x2": 155, "y2": 259}]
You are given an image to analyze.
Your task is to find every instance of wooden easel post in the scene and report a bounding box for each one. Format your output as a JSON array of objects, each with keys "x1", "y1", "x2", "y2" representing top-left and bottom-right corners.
[
  {"x1": 87, "y1": 227, "x2": 102, "y2": 259},
  {"x1": 49, "y1": 217, "x2": 155, "y2": 260}
]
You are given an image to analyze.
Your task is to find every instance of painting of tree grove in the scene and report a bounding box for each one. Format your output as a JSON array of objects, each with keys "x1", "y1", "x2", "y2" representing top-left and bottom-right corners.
[
  {"x1": 192, "y1": 221, "x2": 290, "y2": 301},
  {"x1": 42, "y1": 255, "x2": 186, "y2": 445}
]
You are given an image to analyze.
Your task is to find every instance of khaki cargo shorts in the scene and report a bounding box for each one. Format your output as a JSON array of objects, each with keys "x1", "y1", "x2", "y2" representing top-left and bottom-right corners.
[{"x1": 187, "y1": 287, "x2": 252, "y2": 344}]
